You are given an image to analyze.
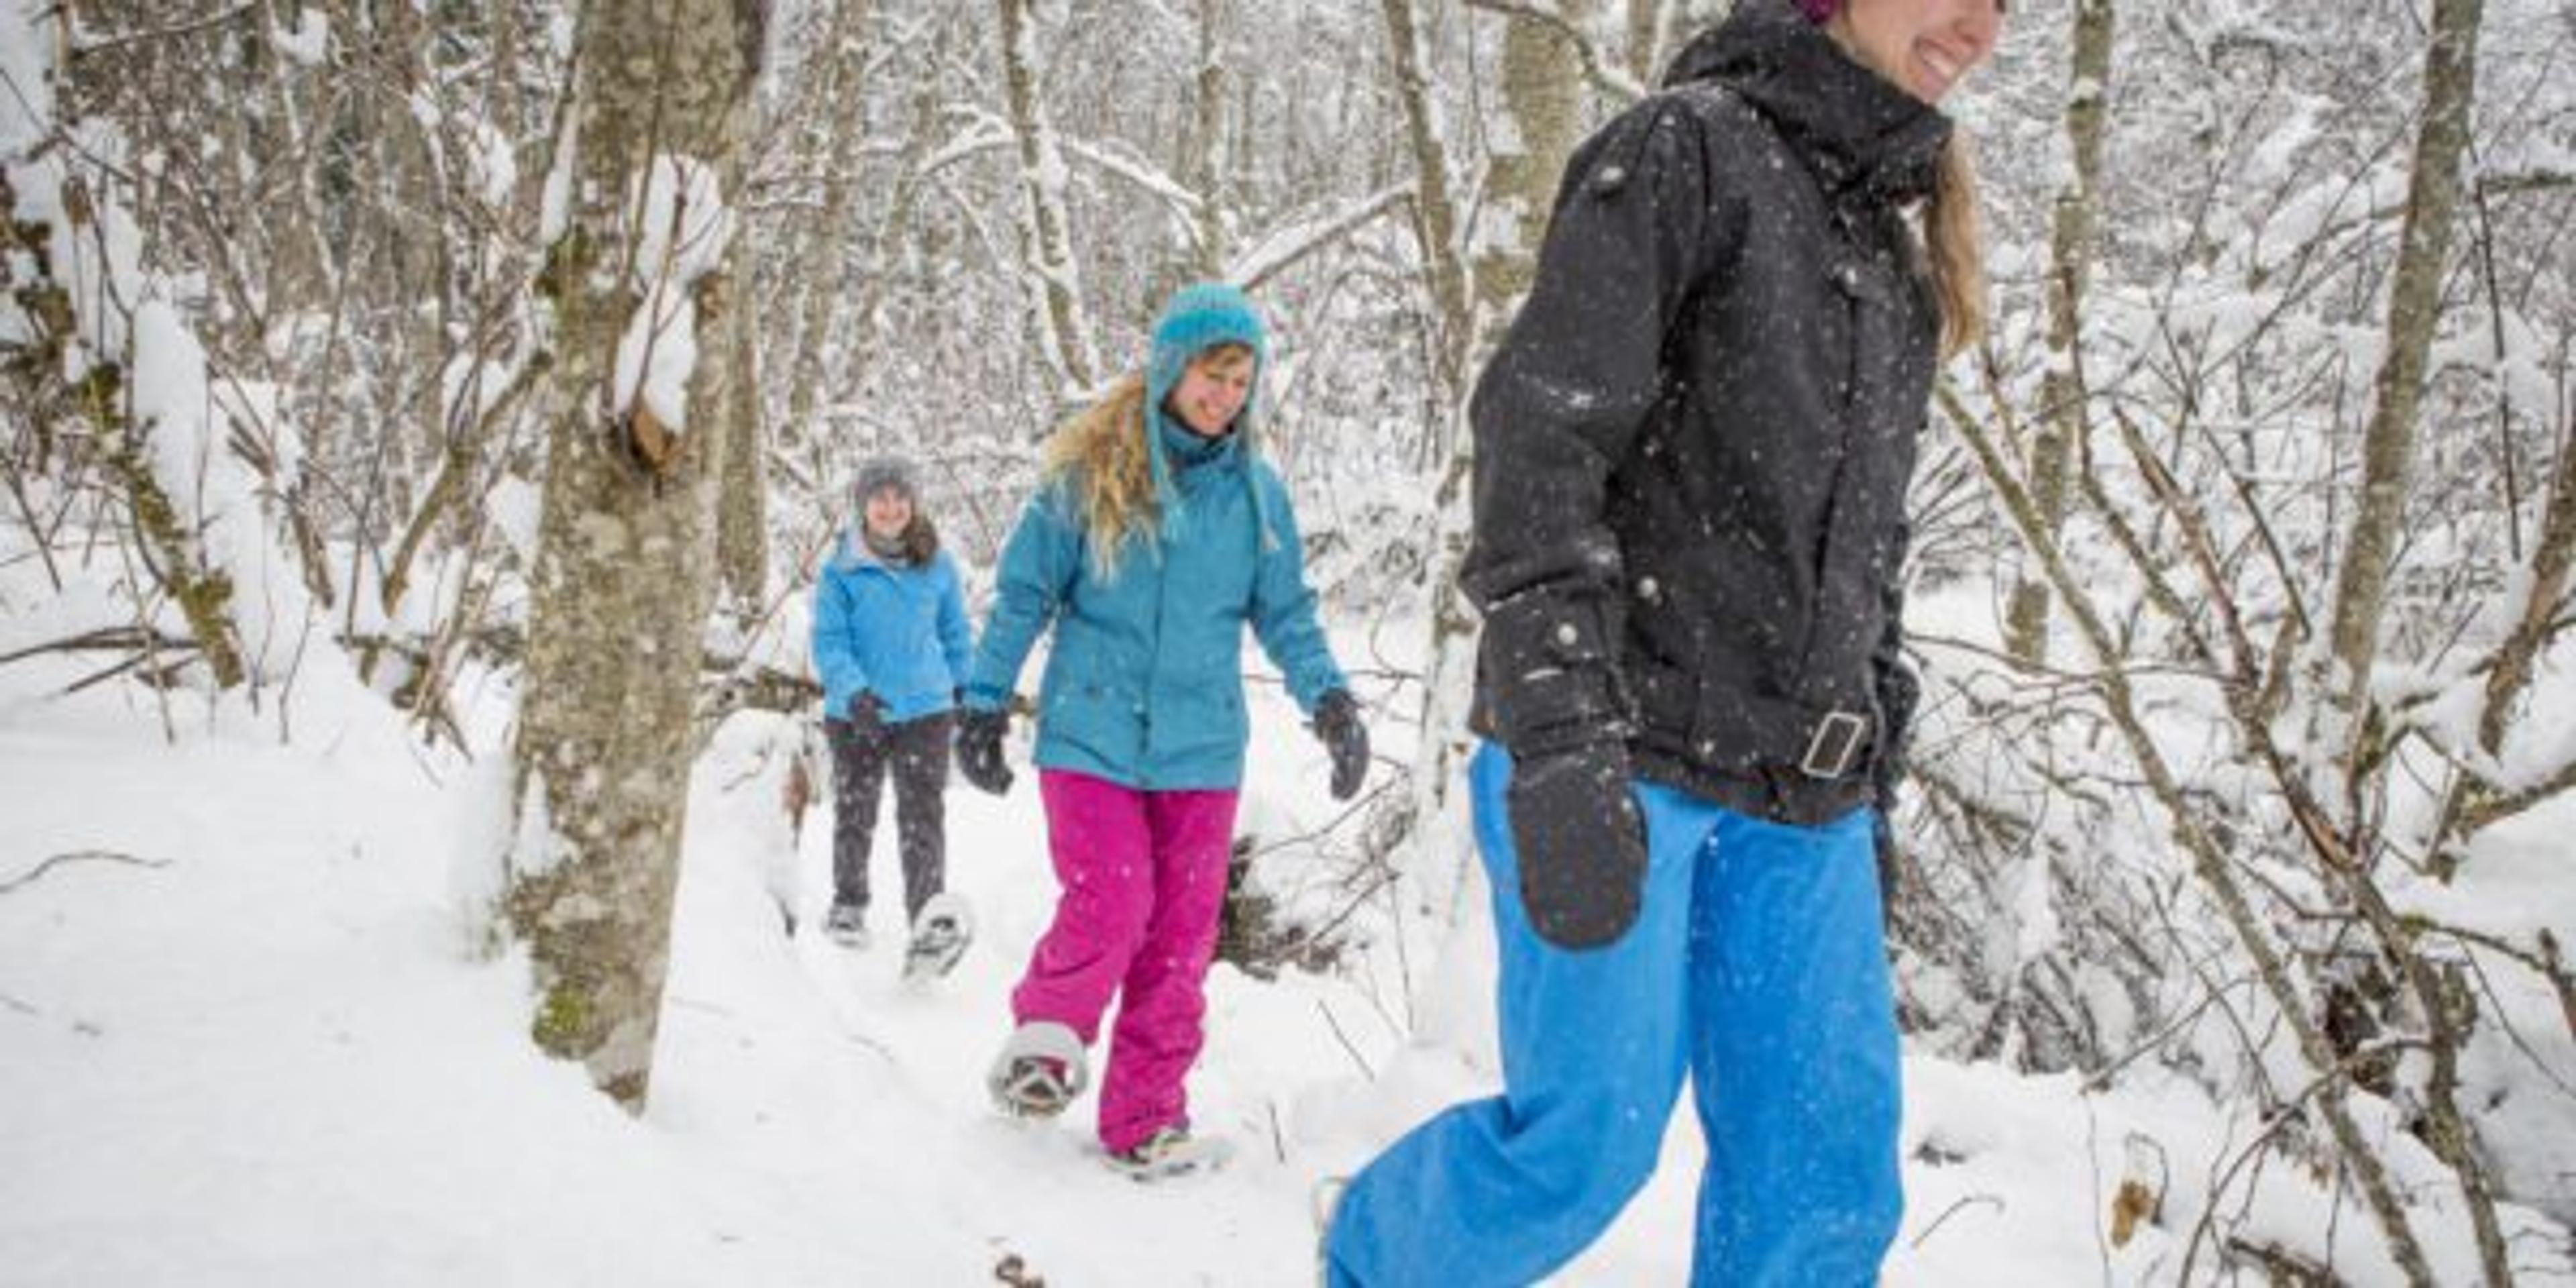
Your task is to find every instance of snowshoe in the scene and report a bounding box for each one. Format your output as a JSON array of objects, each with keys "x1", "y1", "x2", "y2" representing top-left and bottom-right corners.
[
  {"x1": 901, "y1": 892, "x2": 975, "y2": 983},
  {"x1": 823, "y1": 902, "x2": 870, "y2": 949},
  {"x1": 1103, "y1": 1126, "x2": 1234, "y2": 1182},
  {"x1": 987, "y1": 1021, "x2": 1087, "y2": 1120}
]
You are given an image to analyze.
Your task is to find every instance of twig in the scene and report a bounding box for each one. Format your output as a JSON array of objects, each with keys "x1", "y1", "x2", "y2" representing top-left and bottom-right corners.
[
  {"x1": 1315, "y1": 998, "x2": 1377, "y2": 1081},
  {"x1": 1909, "y1": 1193, "x2": 2004, "y2": 1249},
  {"x1": 68, "y1": 4, "x2": 256, "y2": 58},
  {"x1": 0, "y1": 850, "x2": 174, "y2": 895},
  {"x1": 0, "y1": 625, "x2": 191, "y2": 667}
]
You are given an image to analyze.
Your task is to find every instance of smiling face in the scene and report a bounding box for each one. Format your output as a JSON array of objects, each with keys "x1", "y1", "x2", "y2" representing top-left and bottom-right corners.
[
  {"x1": 863, "y1": 486, "x2": 914, "y2": 540},
  {"x1": 1827, "y1": 0, "x2": 2006, "y2": 104},
  {"x1": 1165, "y1": 344, "x2": 1256, "y2": 439}
]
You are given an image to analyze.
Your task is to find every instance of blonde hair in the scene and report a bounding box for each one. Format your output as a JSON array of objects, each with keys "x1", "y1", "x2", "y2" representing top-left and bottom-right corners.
[
  {"x1": 1042, "y1": 374, "x2": 1155, "y2": 578},
  {"x1": 1041, "y1": 344, "x2": 1256, "y2": 578},
  {"x1": 1923, "y1": 132, "x2": 1988, "y2": 358}
]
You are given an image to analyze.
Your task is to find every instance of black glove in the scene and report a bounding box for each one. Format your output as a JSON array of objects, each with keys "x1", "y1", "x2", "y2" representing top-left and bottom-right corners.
[
  {"x1": 1311, "y1": 690, "x2": 1368, "y2": 800},
  {"x1": 1505, "y1": 742, "x2": 1647, "y2": 951},
  {"x1": 955, "y1": 707, "x2": 1014, "y2": 796},
  {"x1": 843, "y1": 691, "x2": 885, "y2": 738}
]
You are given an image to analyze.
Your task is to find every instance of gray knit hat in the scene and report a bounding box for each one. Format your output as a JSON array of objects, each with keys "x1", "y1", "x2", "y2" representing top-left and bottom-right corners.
[{"x1": 853, "y1": 455, "x2": 918, "y2": 508}]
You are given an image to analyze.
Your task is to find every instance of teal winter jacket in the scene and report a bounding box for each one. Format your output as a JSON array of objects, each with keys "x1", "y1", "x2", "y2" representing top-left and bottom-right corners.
[
  {"x1": 964, "y1": 420, "x2": 1344, "y2": 790},
  {"x1": 812, "y1": 534, "x2": 974, "y2": 724}
]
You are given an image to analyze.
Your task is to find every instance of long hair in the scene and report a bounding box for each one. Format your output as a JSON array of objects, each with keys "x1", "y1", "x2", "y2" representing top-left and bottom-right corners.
[
  {"x1": 1924, "y1": 131, "x2": 1989, "y2": 358},
  {"x1": 1040, "y1": 343, "x2": 1258, "y2": 579},
  {"x1": 1041, "y1": 373, "x2": 1158, "y2": 578},
  {"x1": 896, "y1": 513, "x2": 939, "y2": 565}
]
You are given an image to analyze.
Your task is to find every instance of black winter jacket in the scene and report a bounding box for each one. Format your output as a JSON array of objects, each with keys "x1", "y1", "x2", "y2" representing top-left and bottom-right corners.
[{"x1": 1463, "y1": 0, "x2": 1945, "y2": 826}]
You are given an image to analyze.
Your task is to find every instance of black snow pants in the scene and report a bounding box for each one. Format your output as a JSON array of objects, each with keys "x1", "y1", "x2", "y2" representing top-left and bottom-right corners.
[{"x1": 824, "y1": 710, "x2": 952, "y2": 923}]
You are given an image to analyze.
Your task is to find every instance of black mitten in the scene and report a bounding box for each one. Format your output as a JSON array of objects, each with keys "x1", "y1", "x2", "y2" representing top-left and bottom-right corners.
[
  {"x1": 1505, "y1": 743, "x2": 1647, "y2": 950},
  {"x1": 955, "y1": 708, "x2": 1015, "y2": 796},
  {"x1": 1311, "y1": 690, "x2": 1369, "y2": 800}
]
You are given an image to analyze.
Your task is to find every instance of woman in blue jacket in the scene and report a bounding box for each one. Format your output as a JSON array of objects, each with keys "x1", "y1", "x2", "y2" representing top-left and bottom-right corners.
[
  {"x1": 955, "y1": 282, "x2": 1370, "y2": 1177},
  {"x1": 811, "y1": 455, "x2": 973, "y2": 964}
]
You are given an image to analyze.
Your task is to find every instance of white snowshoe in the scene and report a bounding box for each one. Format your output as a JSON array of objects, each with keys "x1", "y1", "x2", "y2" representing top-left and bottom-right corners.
[
  {"x1": 1103, "y1": 1126, "x2": 1234, "y2": 1182},
  {"x1": 902, "y1": 892, "x2": 975, "y2": 983},
  {"x1": 987, "y1": 1020, "x2": 1089, "y2": 1120}
]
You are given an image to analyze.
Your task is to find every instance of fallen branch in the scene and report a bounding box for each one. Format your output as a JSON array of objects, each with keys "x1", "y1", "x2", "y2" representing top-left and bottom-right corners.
[{"x1": 0, "y1": 849, "x2": 173, "y2": 895}]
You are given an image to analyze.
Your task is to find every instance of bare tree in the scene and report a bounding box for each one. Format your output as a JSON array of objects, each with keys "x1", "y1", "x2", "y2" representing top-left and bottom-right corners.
[
  {"x1": 2319, "y1": 0, "x2": 2486, "y2": 737},
  {"x1": 2001, "y1": 0, "x2": 2113, "y2": 666},
  {"x1": 996, "y1": 0, "x2": 1102, "y2": 401}
]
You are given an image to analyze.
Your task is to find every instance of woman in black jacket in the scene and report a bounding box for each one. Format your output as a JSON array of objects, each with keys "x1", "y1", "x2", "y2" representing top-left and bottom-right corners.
[{"x1": 1323, "y1": 1, "x2": 2006, "y2": 1283}]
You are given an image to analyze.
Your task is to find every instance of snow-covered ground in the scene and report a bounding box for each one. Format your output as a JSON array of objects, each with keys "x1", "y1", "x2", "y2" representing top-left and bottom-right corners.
[{"x1": 2, "y1": 632, "x2": 2568, "y2": 1286}]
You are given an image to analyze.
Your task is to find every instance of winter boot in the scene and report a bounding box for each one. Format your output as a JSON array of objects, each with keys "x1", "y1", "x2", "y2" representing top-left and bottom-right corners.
[
  {"x1": 824, "y1": 902, "x2": 870, "y2": 949},
  {"x1": 987, "y1": 1020, "x2": 1087, "y2": 1120},
  {"x1": 901, "y1": 892, "x2": 975, "y2": 983},
  {"x1": 1103, "y1": 1125, "x2": 1234, "y2": 1182}
]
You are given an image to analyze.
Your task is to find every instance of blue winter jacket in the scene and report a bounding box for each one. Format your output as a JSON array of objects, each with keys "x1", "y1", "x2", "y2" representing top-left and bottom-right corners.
[
  {"x1": 965, "y1": 419, "x2": 1345, "y2": 790},
  {"x1": 812, "y1": 533, "x2": 974, "y2": 724}
]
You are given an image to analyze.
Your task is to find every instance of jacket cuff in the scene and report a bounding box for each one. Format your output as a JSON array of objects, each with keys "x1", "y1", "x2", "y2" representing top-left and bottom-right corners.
[{"x1": 1477, "y1": 591, "x2": 1631, "y2": 753}]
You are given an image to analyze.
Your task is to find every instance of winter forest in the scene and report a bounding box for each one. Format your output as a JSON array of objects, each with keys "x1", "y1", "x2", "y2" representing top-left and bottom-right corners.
[{"x1": 3, "y1": 0, "x2": 2574, "y2": 1283}]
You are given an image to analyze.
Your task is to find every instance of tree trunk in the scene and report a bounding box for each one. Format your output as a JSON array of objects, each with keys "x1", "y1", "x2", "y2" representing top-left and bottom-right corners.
[
  {"x1": 1187, "y1": 0, "x2": 1230, "y2": 279},
  {"x1": 713, "y1": 222, "x2": 769, "y2": 614},
  {"x1": 1373, "y1": 0, "x2": 1479, "y2": 922},
  {"x1": 2003, "y1": 0, "x2": 2113, "y2": 666},
  {"x1": 1389, "y1": 0, "x2": 1597, "y2": 927},
  {"x1": 1474, "y1": 1, "x2": 1593, "y2": 332},
  {"x1": 2320, "y1": 0, "x2": 2484, "y2": 730},
  {"x1": 505, "y1": 0, "x2": 759, "y2": 1112},
  {"x1": 781, "y1": 0, "x2": 875, "y2": 439},
  {"x1": 997, "y1": 0, "x2": 1099, "y2": 400},
  {"x1": 1377, "y1": 0, "x2": 1472, "y2": 402}
]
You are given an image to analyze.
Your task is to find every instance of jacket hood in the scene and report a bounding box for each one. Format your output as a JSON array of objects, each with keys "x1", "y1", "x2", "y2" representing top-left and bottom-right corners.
[{"x1": 1661, "y1": 0, "x2": 1951, "y2": 204}]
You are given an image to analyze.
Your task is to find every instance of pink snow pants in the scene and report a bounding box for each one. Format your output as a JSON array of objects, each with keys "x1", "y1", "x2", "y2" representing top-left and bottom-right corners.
[{"x1": 1014, "y1": 769, "x2": 1240, "y2": 1153}]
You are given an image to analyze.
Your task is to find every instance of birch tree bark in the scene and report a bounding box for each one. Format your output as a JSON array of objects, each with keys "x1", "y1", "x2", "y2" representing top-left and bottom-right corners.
[
  {"x1": 1475, "y1": 3, "x2": 1595, "y2": 327},
  {"x1": 2002, "y1": 0, "x2": 2112, "y2": 665},
  {"x1": 505, "y1": 0, "x2": 761, "y2": 1111}
]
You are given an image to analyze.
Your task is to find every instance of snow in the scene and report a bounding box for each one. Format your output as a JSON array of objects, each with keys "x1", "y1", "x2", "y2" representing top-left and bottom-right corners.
[
  {"x1": 611, "y1": 154, "x2": 735, "y2": 435},
  {"x1": 7, "y1": 610, "x2": 2567, "y2": 1286},
  {"x1": 128, "y1": 299, "x2": 319, "y2": 685},
  {"x1": 276, "y1": 9, "x2": 330, "y2": 67}
]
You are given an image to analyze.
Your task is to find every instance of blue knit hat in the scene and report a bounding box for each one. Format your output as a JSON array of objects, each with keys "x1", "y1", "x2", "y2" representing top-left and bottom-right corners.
[
  {"x1": 1141, "y1": 282, "x2": 1272, "y2": 544},
  {"x1": 1146, "y1": 282, "x2": 1267, "y2": 433}
]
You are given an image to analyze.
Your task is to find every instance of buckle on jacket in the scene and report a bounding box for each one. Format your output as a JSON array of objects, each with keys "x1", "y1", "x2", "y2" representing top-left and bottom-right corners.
[{"x1": 1799, "y1": 710, "x2": 1870, "y2": 780}]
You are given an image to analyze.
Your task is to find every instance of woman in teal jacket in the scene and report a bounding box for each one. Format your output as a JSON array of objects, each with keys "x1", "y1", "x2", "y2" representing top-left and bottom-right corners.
[
  {"x1": 956, "y1": 282, "x2": 1369, "y2": 1177},
  {"x1": 811, "y1": 455, "x2": 973, "y2": 959}
]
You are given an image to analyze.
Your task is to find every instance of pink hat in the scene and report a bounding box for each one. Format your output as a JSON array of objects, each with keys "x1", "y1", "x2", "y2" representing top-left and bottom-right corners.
[{"x1": 1794, "y1": 0, "x2": 1837, "y2": 19}]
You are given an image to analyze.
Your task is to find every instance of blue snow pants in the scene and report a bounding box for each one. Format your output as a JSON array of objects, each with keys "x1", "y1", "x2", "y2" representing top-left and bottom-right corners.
[{"x1": 1323, "y1": 741, "x2": 1902, "y2": 1287}]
